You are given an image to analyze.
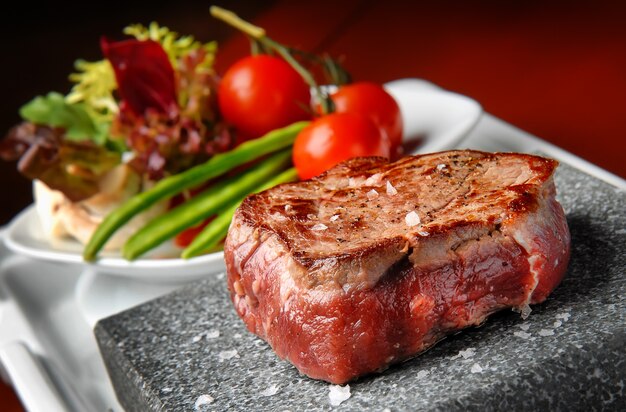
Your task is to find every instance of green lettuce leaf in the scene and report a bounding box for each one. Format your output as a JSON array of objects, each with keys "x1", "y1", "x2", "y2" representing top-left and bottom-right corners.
[{"x1": 19, "y1": 92, "x2": 108, "y2": 145}]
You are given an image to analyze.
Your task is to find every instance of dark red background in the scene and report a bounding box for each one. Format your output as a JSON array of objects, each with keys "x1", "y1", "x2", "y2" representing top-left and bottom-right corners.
[{"x1": 1, "y1": 1, "x2": 625, "y2": 409}]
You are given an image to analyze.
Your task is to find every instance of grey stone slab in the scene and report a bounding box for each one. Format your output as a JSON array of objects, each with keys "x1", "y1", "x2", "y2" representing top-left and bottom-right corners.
[{"x1": 94, "y1": 163, "x2": 626, "y2": 411}]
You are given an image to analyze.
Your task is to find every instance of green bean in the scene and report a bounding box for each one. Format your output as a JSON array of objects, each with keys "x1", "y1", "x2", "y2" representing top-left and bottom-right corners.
[
  {"x1": 122, "y1": 150, "x2": 293, "y2": 260},
  {"x1": 182, "y1": 167, "x2": 299, "y2": 259},
  {"x1": 83, "y1": 121, "x2": 308, "y2": 261},
  {"x1": 179, "y1": 203, "x2": 239, "y2": 260}
]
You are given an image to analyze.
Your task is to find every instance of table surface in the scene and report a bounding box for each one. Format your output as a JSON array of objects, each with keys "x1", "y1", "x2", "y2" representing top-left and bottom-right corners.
[{"x1": 2, "y1": 1, "x2": 626, "y2": 410}]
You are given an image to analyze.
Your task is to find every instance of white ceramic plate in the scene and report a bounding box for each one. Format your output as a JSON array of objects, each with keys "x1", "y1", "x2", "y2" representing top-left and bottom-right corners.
[
  {"x1": 3, "y1": 79, "x2": 482, "y2": 281},
  {"x1": 384, "y1": 78, "x2": 483, "y2": 154},
  {"x1": 4, "y1": 206, "x2": 226, "y2": 282}
]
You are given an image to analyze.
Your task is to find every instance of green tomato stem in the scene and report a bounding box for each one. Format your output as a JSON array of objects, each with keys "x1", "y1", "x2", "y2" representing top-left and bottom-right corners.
[
  {"x1": 210, "y1": 6, "x2": 332, "y2": 115},
  {"x1": 210, "y1": 6, "x2": 266, "y2": 39}
]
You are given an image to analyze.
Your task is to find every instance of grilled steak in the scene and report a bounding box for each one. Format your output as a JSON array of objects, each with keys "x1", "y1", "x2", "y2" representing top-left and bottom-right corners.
[{"x1": 224, "y1": 150, "x2": 570, "y2": 384}]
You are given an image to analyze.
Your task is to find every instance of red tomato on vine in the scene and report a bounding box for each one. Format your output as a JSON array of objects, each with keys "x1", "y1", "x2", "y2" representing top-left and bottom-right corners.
[
  {"x1": 330, "y1": 82, "x2": 404, "y2": 158},
  {"x1": 293, "y1": 112, "x2": 390, "y2": 180},
  {"x1": 218, "y1": 55, "x2": 311, "y2": 140}
]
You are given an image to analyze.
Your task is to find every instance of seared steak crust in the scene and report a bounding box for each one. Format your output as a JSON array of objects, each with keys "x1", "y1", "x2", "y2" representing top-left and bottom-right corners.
[{"x1": 224, "y1": 150, "x2": 570, "y2": 384}]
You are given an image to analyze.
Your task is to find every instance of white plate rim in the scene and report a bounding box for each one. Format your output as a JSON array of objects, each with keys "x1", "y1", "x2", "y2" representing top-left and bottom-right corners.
[{"x1": 4, "y1": 206, "x2": 225, "y2": 281}]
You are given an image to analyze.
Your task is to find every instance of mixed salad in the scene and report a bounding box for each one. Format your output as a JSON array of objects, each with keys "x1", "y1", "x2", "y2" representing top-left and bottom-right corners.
[{"x1": 0, "y1": 6, "x2": 404, "y2": 261}]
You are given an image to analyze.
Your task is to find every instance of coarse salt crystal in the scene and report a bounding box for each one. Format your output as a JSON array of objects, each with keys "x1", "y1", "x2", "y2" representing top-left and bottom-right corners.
[
  {"x1": 538, "y1": 329, "x2": 555, "y2": 337},
  {"x1": 284, "y1": 204, "x2": 293, "y2": 212},
  {"x1": 553, "y1": 320, "x2": 562, "y2": 328},
  {"x1": 330, "y1": 214, "x2": 339, "y2": 222},
  {"x1": 386, "y1": 180, "x2": 398, "y2": 196},
  {"x1": 365, "y1": 173, "x2": 382, "y2": 186},
  {"x1": 206, "y1": 330, "x2": 220, "y2": 339},
  {"x1": 260, "y1": 384, "x2": 280, "y2": 397},
  {"x1": 416, "y1": 370, "x2": 429, "y2": 379},
  {"x1": 460, "y1": 348, "x2": 476, "y2": 359},
  {"x1": 470, "y1": 363, "x2": 483, "y2": 373},
  {"x1": 348, "y1": 177, "x2": 357, "y2": 187},
  {"x1": 437, "y1": 164, "x2": 446, "y2": 170},
  {"x1": 405, "y1": 211, "x2": 421, "y2": 227},
  {"x1": 514, "y1": 331, "x2": 531, "y2": 339},
  {"x1": 418, "y1": 230, "x2": 429, "y2": 237},
  {"x1": 328, "y1": 384, "x2": 351, "y2": 406},
  {"x1": 556, "y1": 312, "x2": 571, "y2": 321},
  {"x1": 519, "y1": 323, "x2": 530, "y2": 331},
  {"x1": 451, "y1": 347, "x2": 475, "y2": 360},
  {"x1": 192, "y1": 335, "x2": 202, "y2": 343},
  {"x1": 367, "y1": 189, "x2": 379, "y2": 200},
  {"x1": 218, "y1": 349, "x2": 239, "y2": 361},
  {"x1": 519, "y1": 303, "x2": 532, "y2": 319},
  {"x1": 311, "y1": 223, "x2": 328, "y2": 231},
  {"x1": 194, "y1": 394, "x2": 214, "y2": 410}
]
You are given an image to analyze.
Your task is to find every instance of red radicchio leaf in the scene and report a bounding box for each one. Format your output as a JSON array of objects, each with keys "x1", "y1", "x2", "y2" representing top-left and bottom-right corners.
[{"x1": 101, "y1": 37, "x2": 179, "y2": 118}]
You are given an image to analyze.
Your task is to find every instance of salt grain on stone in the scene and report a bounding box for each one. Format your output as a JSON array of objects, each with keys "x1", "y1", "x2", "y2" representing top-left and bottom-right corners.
[
  {"x1": 405, "y1": 211, "x2": 421, "y2": 227},
  {"x1": 206, "y1": 330, "x2": 220, "y2": 339},
  {"x1": 452, "y1": 348, "x2": 475, "y2": 360},
  {"x1": 514, "y1": 331, "x2": 532, "y2": 339},
  {"x1": 538, "y1": 329, "x2": 555, "y2": 337},
  {"x1": 519, "y1": 323, "x2": 530, "y2": 331},
  {"x1": 417, "y1": 370, "x2": 429, "y2": 379},
  {"x1": 470, "y1": 363, "x2": 483, "y2": 373},
  {"x1": 556, "y1": 312, "x2": 571, "y2": 321},
  {"x1": 437, "y1": 164, "x2": 446, "y2": 170},
  {"x1": 328, "y1": 384, "x2": 351, "y2": 406},
  {"x1": 386, "y1": 181, "x2": 398, "y2": 196},
  {"x1": 330, "y1": 214, "x2": 339, "y2": 222},
  {"x1": 218, "y1": 349, "x2": 239, "y2": 361},
  {"x1": 311, "y1": 223, "x2": 328, "y2": 231},
  {"x1": 194, "y1": 394, "x2": 214, "y2": 410},
  {"x1": 460, "y1": 348, "x2": 476, "y2": 359},
  {"x1": 553, "y1": 320, "x2": 562, "y2": 328},
  {"x1": 519, "y1": 303, "x2": 532, "y2": 319},
  {"x1": 260, "y1": 384, "x2": 280, "y2": 397}
]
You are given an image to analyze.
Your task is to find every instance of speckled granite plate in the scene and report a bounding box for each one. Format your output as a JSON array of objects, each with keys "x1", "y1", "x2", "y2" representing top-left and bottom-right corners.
[{"x1": 95, "y1": 162, "x2": 626, "y2": 411}]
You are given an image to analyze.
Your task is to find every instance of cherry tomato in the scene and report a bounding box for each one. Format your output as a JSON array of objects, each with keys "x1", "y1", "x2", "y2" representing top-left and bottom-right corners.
[
  {"x1": 218, "y1": 55, "x2": 311, "y2": 140},
  {"x1": 293, "y1": 112, "x2": 390, "y2": 180},
  {"x1": 175, "y1": 218, "x2": 213, "y2": 247},
  {"x1": 330, "y1": 82, "x2": 404, "y2": 158}
]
